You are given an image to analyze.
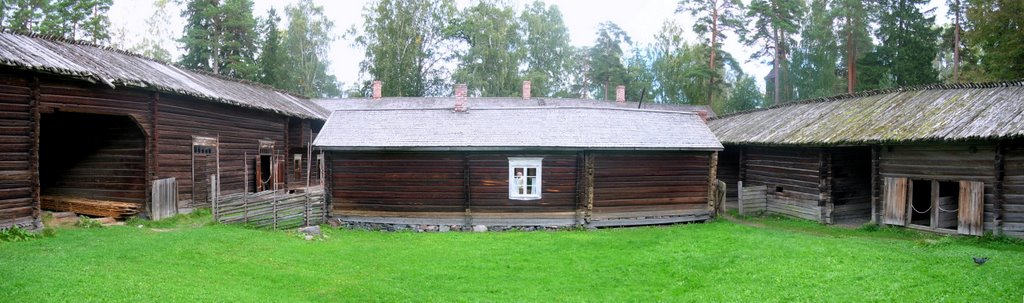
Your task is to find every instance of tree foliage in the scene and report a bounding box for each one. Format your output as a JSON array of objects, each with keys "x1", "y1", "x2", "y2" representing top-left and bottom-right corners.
[
  {"x1": 452, "y1": 1, "x2": 522, "y2": 97},
  {"x1": 282, "y1": 0, "x2": 340, "y2": 98},
  {"x1": 129, "y1": 0, "x2": 174, "y2": 62},
  {"x1": 520, "y1": 1, "x2": 572, "y2": 97},
  {"x1": 257, "y1": 8, "x2": 285, "y2": 87},
  {"x1": 1, "y1": 0, "x2": 112, "y2": 43},
  {"x1": 178, "y1": 0, "x2": 259, "y2": 80},
  {"x1": 355, "y1": 0, "x2": 457, "y2": 97},
  {"x1": 791, "y1": 0, "x2": 840, "y2": 100},
  {"x1": 964, "y1": 0, "x2": 1024, "y2": 81},
  {"x1": 675, "y1": 0, "x2": 745, "y2": 108},
  {"x1": 872, "y1": 0, "x2": 940, "y2": 87},
  {"x1": 745, "y1": 0, "x2": 805, "y2": 105},
  {"x1": 587, "y1": 21, "x2": 631, "y2": 101}
]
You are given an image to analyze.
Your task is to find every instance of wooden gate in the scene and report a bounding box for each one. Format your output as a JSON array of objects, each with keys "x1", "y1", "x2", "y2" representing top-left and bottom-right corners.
[
  {"x1": 958, "y1": 181, "x2": 984, "y2": 236},
  {"x1": 882, "y1": 177, "x2": 909, "y2": 226},
  {"x1": 737, "y1": 182, "x2": 767, "y2": 215},
  {"x1": 191, "y1": 136, "x2": 219, "y2": 207},
  {"x1": 151, "y1": 177, "x2": 178, "y2": 220}
]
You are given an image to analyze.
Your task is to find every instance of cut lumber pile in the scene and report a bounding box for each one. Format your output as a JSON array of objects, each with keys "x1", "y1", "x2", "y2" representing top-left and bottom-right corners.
[{"x1": 41, "y1": 195, "x2": 141, "y2": 219}]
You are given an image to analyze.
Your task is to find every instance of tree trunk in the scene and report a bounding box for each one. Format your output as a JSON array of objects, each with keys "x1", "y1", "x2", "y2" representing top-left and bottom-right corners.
[
  {"x1": 846, "y1": 15, "x2": 856, "y2": 94},
  {"x1": 953, "y1": 0, "x2": 961, "y2": 83},
  {"x1": 773, "y1": 28, "x2": 780, "y2": 106},
  {"x1": 707, "y1": 3, "x2": 719, "y2": 109}
]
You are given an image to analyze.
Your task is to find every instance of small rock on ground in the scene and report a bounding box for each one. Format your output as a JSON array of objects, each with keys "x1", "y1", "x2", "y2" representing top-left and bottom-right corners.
[
  {"x1": 472, "y1": 225, "x2": 487, "y2": 232},
  {"x1": 297, "y1": 225, "x2": 321, "y2": 236}
]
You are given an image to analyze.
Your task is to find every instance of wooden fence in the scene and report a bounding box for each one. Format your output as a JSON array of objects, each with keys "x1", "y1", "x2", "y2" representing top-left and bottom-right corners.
[
  {"x1": 213, "y1": 186, "x2": 327, "y2": 229},
  {"x1": 151, "y1": 178, "x2": 178, "y2": 220},
  {"x1": 737, "y1": 182, "x2": 767, "y2": 215}
]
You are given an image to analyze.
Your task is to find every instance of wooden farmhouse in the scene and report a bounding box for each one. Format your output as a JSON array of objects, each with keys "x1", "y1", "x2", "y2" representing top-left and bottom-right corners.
[
  {"x1": 708, "y1": 82, "x2": 1024, "y2": 238},
  {"x1": 0, "y1": 32, "x2": 327, "y2": 229},
  {"x1": 314, "y1": 83, "x2": 723, "y2": 228}
]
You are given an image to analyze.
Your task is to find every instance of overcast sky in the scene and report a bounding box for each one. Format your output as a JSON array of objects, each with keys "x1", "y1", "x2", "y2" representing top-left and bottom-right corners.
[{"x1": 109, "y1": 0, "x2": 949, "y2": 94}]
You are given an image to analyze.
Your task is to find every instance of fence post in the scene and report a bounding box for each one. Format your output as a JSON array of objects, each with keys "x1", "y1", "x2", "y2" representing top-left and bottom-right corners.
[{"x1": 737, "y1": 181, "x2": 744, "y2": 215}]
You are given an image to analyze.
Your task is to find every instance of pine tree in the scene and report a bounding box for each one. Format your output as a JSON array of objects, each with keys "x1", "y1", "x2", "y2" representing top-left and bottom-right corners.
[
  {"x1": 834, "y1": 0, "x2": 872, "y2": 93},
  {"x1": 964, "y1": 0, "x2": 1024, "y2": 80},
  {"x1": 875, "y1": 0, "x2": 940, "y2": 87},
  {"x1": 178, "y1": 0, "x2": 219, "y2": 72},
  {"x1": 675, "y1": 0, "x2": 745, "y2": 109},
  {"x1": 744, "y1": 0, "x2": 805, "y2": 105},
  {"x1": 792, "y1": 0, "x2": 839, "y2": 100},
  {"x1": 588, "y1": 21, "x2": 631, "y2": 101},
  {"x1": 257, "y1": 8, "x2": 285, "y2": 87}
]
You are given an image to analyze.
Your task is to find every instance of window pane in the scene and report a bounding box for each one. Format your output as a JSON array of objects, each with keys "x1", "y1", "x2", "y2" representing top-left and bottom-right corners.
[{"x1": 527, "y1": 168, "x2": 536, "y2": 177}]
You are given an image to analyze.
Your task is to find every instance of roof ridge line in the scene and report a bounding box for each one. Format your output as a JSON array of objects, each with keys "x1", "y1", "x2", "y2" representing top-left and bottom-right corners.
[{"x1": 712, "y1": 78, "x2": 1024, "y2": 120}]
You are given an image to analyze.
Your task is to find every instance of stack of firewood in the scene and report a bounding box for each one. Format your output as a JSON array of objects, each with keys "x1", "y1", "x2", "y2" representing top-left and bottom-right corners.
[{"x1": 41, "y1": 196, "x2": 141, "y2": 219}]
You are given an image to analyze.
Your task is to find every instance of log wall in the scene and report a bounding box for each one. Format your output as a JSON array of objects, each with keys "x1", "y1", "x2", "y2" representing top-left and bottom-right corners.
[
  {"x1": 156, "y1": 94, "x2": 288, "y2": 204},
  {"x1": 329, "y1": 151, "x2": 713, "y2": 226},
  {"x1": 1003, "y1": 142, "x2": 1024, "y2": 237},
  {"x1": 0, "y1": 75, "x2": 35, "y2": 229},
  {"x1": 591, "y1": 151, "x2": 711, "y2": 224},
  {"x1": 877, "y1": 143, "x2": 998, "y2": 233},
  {"x1": 743, "y1": 146, "x2": 823, "y2": 221}
]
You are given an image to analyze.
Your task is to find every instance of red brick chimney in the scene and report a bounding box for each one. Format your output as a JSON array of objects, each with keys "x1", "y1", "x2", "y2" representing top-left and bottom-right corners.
[
  {"x1": 615, "y1": 85, "x2": 625, "y2": 103},
  {"x1": 372, "y1": 80, "x2": 382, "y2": 101},
  {"x1": 697, "y1": 110, "x2": 708, "y2": 123},
  {"x1": 522, "y1": 80, "x2": 531, "y2": 100},
  {"x1": 454, "y1": 83, "x2": 468, "y2": 112}
]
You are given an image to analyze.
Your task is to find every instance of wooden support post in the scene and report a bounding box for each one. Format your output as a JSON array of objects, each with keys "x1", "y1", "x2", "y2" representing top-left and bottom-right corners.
[
  {"x1": 738, "y1": 146, "x2": 747, "y2": 182},
  {"x1": 148, "y1": 92, "x2": 161, "y2": 216},
  {"x1": 708, "y1": 151, "x2": 719, "y2": 216},
  {"x1": 994, "y1": 141, "x2": 1005, "y2": 235},
  {"x1": 574, "y1": 151, "x2": 584, "y2": 226},
  {"x1": 818, "y1": 149, "x2": 833, "y2": 224},
  {"x1": 870, "y1": 145, "x2": 881, "y2": 224},
  {"x1": 28, "y1": 77, "x2": 41, "y2": 229},
  {"x1": 930, "y1": 180, "x2": 939, "y2": 228},
  {"x1": 463, "y1": 153, "x2": 472, "y2": 226},
  {"x1": 584, "y1": 152, "x2": 594, "y2": 225}
]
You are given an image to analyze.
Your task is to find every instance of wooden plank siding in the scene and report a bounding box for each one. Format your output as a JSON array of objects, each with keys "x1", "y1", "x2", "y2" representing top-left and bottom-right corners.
[
  {"x1": 0, "y1": 74, "x2": 35, "y2": 229},
  {"x1": 742, "y1": 146, "x2": 824, "y2": 221},
  {"x1": 329, "y1": 151, "x2": 713, "y2": 226},
  {"x1": 1004, "y1": 142, "x2": 1024, "y2": 237},
  {"x1": 877, "y1": 143, "x2": 998, "y2": 233}
]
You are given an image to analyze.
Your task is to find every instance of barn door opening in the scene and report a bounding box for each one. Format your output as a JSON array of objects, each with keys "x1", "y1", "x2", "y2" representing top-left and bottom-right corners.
[
  {"x1": 190, "y1": 136, "x2": 218, "y2": 208},
  {"x1": 885, "y1": 177, "x2": 984, "y2": 235},
  {"x1": 39, "y1": 112, "x2": 147, "y2": 217},
  {"x1": 256, "y1": 140, "x2": 276, "y2": 192}
]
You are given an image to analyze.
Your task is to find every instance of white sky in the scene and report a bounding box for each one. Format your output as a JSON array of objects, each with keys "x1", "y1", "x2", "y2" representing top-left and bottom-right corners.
[{"x1": 108, "y1": 0, "x2": 949, "y2": 94}]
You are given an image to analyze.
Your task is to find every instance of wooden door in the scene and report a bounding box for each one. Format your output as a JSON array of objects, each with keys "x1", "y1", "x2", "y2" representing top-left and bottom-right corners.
[
  {"x1": 882, "y1": 177, "x2": 909, "y2": 226},
  {"x1": 958, "y1": 181, "x2": 984, "y2": 236}
]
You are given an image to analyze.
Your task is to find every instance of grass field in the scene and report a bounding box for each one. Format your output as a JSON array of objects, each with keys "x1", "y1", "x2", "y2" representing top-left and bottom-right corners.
[{"x1": 1, "y1": 213, "x2": 1022, "y2": 302}]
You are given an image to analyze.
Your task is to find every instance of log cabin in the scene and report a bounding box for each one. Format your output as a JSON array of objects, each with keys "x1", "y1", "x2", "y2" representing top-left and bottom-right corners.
[
  {"x1": 314, "y1": 83, "x2": 723, "y2": 228},
  {"x1": 708, "y1": 81, "x2": 1024, "y2": 238},
  {"x1": 0, "y1": 32, "x2": 327, "y2": 229}
]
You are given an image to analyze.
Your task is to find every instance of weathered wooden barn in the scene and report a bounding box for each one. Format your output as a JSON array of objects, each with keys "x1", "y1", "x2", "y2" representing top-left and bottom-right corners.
[
  {"x1": 0, "y1": 32, "x2": 327, "y2": 229},
  {"x1": 709, "y1": 82, "x2": 1024, "y2": 237},
  {"x1": 314, "y1": 85, "x2": 723, "y2": 228}
]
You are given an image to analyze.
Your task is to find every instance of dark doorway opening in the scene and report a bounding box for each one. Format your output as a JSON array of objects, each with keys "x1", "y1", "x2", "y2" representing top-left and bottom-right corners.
[
  {"x1": 909, "y1": 180, "x2": 932, "y2": 225},
  {"x1": 39, "y1": 112, "x2": 146, "y2": 206}
]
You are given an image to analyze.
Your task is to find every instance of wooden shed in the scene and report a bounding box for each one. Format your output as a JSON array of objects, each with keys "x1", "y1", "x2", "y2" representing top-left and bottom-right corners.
[
  {"x1": 708, "y1": 82, "x2": 1024, "y2": 237},
  {"x1": 0, "y1": 32, "x2": 327, "y2": 229},
  {"x1": 314, "y1": 93, "x2": 723, "y2": 228}
]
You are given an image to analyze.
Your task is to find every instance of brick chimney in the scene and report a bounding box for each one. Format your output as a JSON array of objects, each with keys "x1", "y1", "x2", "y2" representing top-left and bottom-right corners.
[
  {"x1": 454, "y1": 83, "x2": 468, "y2": 112},
  {"x1": 615, "y1": 85, "x2": 625, "y2": 103},
  {"x1": 522, "y1": 80, "x2": 531, "y2": 100},
  {"x1": 372, "y1": 80, "x2": 382, "y2": 101},
  {"x1": 697, "y1": 110, "x2": 708, "y2": 123}
]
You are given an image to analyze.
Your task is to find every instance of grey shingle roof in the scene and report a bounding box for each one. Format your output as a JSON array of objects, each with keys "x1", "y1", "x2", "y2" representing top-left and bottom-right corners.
[
  {"x1": 314, "y1": 107, "x2": 722, "y2": 151},
  {"x1": 708, "y1": 81, "x2": 1024, "y2": 145},
  {"x1": 0, "y1": 32, "x2": 327, "y2": 120},
  {"x1": 314, "y1": 97, "x2": 715, "y2": 117}
]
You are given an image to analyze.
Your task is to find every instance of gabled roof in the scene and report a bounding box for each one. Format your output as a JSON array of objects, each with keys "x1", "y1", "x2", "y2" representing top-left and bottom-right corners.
[
  {"x1": 314, "y1": 97, "x2": 716, "y2": 118},
  {"x1": 314, "y1": 106, "x2": 722, "y2": 151},
  {"x1": 0, "y1": 32, "x2": 327, "y2": 120},
  {"x1": 708, "y1": 81, "x2": 1024, "y2": 145}
]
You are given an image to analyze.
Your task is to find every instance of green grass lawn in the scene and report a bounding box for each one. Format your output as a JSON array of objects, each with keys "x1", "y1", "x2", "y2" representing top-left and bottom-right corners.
[{"x1": 2, "y1": 213, "x2": 1022, "y2": 302}]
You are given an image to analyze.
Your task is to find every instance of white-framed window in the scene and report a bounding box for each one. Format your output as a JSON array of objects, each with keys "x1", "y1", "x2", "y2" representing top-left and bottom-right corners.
[{"x1": 508, "y1": 157, "x2": 543, "y2": 200}]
